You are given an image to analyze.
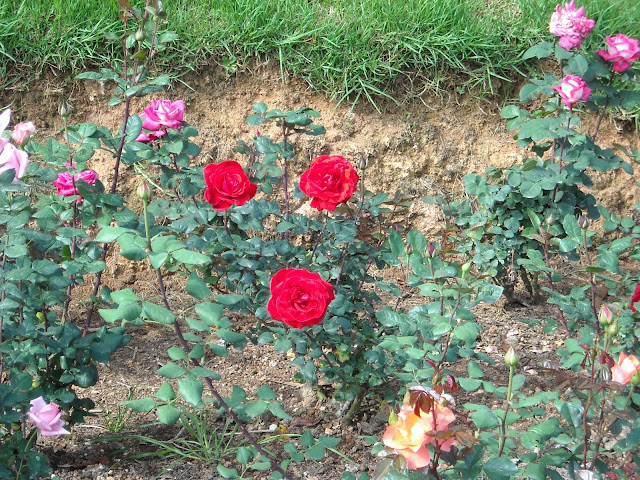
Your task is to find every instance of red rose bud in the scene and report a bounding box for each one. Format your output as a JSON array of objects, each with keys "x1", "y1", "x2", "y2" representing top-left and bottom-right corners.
[
  {"x1": 137, "y1": 181, "x2": 152, "y2": 201},
  {"x1": 578, "y1": 215, "x2": 588, "y2": 229},
  {"x1": 504, "y1": 347, "x2": 519, "y2": 367},
  {"x1": 267, "y1": 268, "x2": 334, "y2": 328},
  {"x1": 203, "y1": 160, "x2": 257, "y2": 211},
  {"x1": 598, "y1": 305, "x2": 612, "y2": 326},
  {"x1": 427, "y1": 242, "x2": 436, "y2": 259}
]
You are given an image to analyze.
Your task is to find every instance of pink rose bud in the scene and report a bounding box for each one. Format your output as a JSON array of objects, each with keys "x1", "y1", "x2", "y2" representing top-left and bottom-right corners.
[
  {"x1": 597, "y1": 34, "x2": 640, "y2": 72},
  {"x1": 12, "y1": 121, "x2": 36, "y2": 145},
  {"x1": 551, "y1": 75, "x2": 591, "y2": 108},
  {"x1": 598, "y1": 305, "x2": 612, "y2": 326},
  {"x1": 28, "y1": 396, "x2": 71, "y2": 437},
  {"x1": 427, "y1": 242, "x2": 436, "y2": 259},
  {"x1": 549, "y1": 1, "x2": 595, "y2": 50},
  {"x1": 504, "y1": 347, "x2": 519, "y2": 367},
  {"x1": 137, "y1": 180, "x2": 152, "y2": 201}
]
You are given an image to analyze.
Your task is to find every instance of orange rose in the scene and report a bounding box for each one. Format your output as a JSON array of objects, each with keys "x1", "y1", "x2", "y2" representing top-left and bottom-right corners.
[{"x1": 382, "y1": 401, "x2": 456, "y2": 469}]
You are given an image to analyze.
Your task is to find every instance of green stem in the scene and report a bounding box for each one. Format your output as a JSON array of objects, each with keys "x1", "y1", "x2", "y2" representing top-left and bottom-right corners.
[{"x1": 497, "y1": 365, "x2": 514, "y2": 457}]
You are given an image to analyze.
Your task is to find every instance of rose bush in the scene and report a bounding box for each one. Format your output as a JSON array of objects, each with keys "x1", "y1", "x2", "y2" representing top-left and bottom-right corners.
[
  {"x1": 28, "y1": 397, "x2": 70, "y2": 437},
  {"x1": 597, "y1": 34, "x2": 640, "y2": 72},
  {"x1": 549, "y1": 0, "x2": 595, "y2": 50},
  {"x1": 267, "y1": 268, "x2": 335, "y2": 328},
  {"x1": 203, "y1": 160, "x2": 257, "y2": 211},
  {"x1": 551, "y1": 74, "x2": 591, "y2": 108},
  {"x1": 299, "y1": 155, "x2": 359, "y2": 211}
]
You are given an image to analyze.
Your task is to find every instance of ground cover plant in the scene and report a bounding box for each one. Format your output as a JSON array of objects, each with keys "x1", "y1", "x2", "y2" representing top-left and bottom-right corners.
[
  {"x1": 1, "y1": 0, "x2": 640, "y2": 106},
  {"x1": 1, "y1": 1, "x2": 640, "y2": 479}
]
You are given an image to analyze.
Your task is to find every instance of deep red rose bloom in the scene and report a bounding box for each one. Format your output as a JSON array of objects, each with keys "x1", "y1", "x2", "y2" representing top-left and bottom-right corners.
[
  {"x1": 203, "y1": 161, "x2": 257, "y2": 211},
  {"x1": 267, "y1": 268, "x2": 335, "y2": 328},
  {"x1": 299, "y1": 155, "x2": 359, "y2": 211},
  {"x1": 631, "y1": 285, "x2": 640, "y2": 312}
]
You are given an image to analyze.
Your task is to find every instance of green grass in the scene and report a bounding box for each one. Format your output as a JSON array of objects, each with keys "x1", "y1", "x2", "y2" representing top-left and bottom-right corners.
[{"x1": 2, "y1": 0, "x2": 639, "y2": 103}]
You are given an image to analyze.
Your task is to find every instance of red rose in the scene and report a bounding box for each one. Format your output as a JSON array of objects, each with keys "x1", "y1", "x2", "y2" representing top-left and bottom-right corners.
[
  {"x1": 203, "y1": 161, "x2": 257, "y2": 211},
  {"x1": 631, "y1": 285, "x2": 640, "y2": 312},
  {"x1": 267, "y1": 268, "x2": 335, "y2": 328},
  {"x1": 299, "y1": 155, "x2": 359, "y2": 211}
]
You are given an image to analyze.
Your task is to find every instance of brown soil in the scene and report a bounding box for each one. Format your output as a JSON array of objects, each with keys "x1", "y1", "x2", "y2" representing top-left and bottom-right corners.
[{"x1": 2, "y1": 63, "x2": 639, "y2": 480}]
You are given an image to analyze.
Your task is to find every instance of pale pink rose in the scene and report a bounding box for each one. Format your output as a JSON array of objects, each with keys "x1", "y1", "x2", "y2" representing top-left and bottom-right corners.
[
  {"x1": 28, "y1": 396, "x2": 70, "y2": 437},
  {"x1": 597, "y1": 34, "x2": 640, "y2": 72},
  {"x1": 551, "y1": 75, "x2": 591, "y2": 108},
  {"x1": 549, "y1": 1, "x2": 595, "y2": 50},
  {"x1": 12, "y1": 121, "x2": 36, "y2": 145},
  {"x1": 53, "y1": 167, "x2": 99, "y2": 201},
  {"x1": 135, "y1": 99, "x2": 185, "y2": 142},
  {"x1": 612, "y1": 353, "x2": 640, "y2": 384},
  {"x1": 0, "y1": 143, "x2": 29, "y2": 182}
]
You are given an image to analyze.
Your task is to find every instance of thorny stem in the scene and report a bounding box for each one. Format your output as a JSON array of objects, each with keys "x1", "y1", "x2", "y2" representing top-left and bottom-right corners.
[
  {"x1": 61, "y1": 117, "x2": 79, "y2": 323},
  {"x1": 542, "y1": 227, "x2": 571, "y2": 336},
  {"x1": 281, "y1": 122, "x2": 291, "y2": 223},
  {"x1": 435, "y1": 283, "x2": 463, "y2": 371},
  {"x1": 83, "y1": 7, "x2": 159, "y2": 336},
  {"x1": 582, "y1": 351, "x2": 598, "y2": 469},
  {"x1": 141, "y1": 201, "x2": 295, "y2": 480},
  {"x1": 551, "y1": 116, "x2": 570, "y2": 204},
  {"x1": 581, "y1": 227, "x2": 599, "y2": 332},
  {"x1": 592, "y1": 96, "x2": 609, "y2": 142},
  {"x1": 497, "y1": 364, "x2": 515, "y2": 457}
]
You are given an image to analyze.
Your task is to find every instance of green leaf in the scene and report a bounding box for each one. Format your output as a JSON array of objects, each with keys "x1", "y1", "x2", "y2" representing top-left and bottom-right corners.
[
  {"x1": 186, "y1": 272, "x2": 211, "y2": 299},
  {"x1": 269, "y1": 402, "x2": 292, "y2": 420},
  {"x1": 468, "y1": 360, "x2": 484, "y2": 378},
  {"x1": 157, "y1": 362, "x2": 188, "y2": 379},
  {"x1": 157, "y1": 404, "x2": 181, "y2": 425},
  {"x1": 95, "y1": 226, "x2": 132, "y2": 242},
  {"x1": 195, "y1": 302, "x2": 224, "y2": 325},
  {"x1": 523, "y1": 41, "x2": 553, "y2": 60},
  {"x1": 217, "y1": 465, "x2": 239, "y2": 478},
  {"x1": 305, "y1": 443, "x2": 326, "y2": 461},
  {"x1": 143, "y1": 302, "x2": 175, "y2": 324},
  {"x1": 388, "y1": 228, "x2": 405, "y2": 257},
  {"x1": 257, "y1": 385, "x2": 276, "y2": 400},
  {"x1": 483, "y1": 457, "x2": 519, "y2": 480},
  {"x1": 167, "y1": 346, "x2": 186, "y2": 360},
  {"x1": 245, "y1": 401, "x2": 269, "y2": 417},
  {"x1": 172, "y1": 248, "x2": 211, "y2": 265},
  {"x1": 155, "y1": 382, "x2": 176, "y2": 402},
  {"x1": 178, "y1": 374, "x2": 204, "y2": 408},
  {"x1": 471, "y1": 407, "x2": 499, "y2": 428},
  {"x1": 217, "y1": 294, "x2": 246, "y2": 306},
  {"x1": 122, "y1": 397, "x2": 156, "y2": 412}
]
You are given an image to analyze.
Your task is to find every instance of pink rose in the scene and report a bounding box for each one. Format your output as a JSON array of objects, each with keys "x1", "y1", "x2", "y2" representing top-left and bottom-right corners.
[
  {"x1": 53, "y1": 166, "x2": 99, "y2": 201},
  {"x1": 0, "y1": 108, "x2": 11, "y2": 151},
  {"x1": 611, "y1": 353, "x2": 640, "y2": 385},
  {"x1": 597, "y1": 34, "x2": 640, "y2": 73},
  {"x1": 12, "y1": 121, "x2": 36, "y2": 145},
  {"x1": 0, "y1": 143, "x2": 29, "y2": 182},
  {"x1": 136, "y1": 99, "x2": 185, "y2": 142},
  {"x1": 28, "y1": 396, "x2": 70, "y2": 437},
  {"x1": 551, "y1": 75, "x2": 591, "y2": 108},
  {"x1": 549, "y1": 1, "x2": 595, "y2": 50}
]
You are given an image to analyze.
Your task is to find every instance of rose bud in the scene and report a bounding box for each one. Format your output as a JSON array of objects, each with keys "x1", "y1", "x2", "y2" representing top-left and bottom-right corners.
[
  {"x1": 504, "y1": 346, "x2": 519, "y2": 367},
  {"x1": 137, "y1": 180, "x2": 152, "y2": 202}
]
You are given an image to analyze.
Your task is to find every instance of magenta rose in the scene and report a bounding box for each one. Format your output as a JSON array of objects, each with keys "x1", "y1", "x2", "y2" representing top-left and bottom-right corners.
[
  {"x1": 28, "y1": 396, "x2": 70, "y2": 437},
  {"x1": 597, "y1": 34, "x2": 640, "y2": 73},
  {"x1": 12, "y1": 121, "x2": 36, "y2": 145},
  {"x1": 136, "y1": 99, "x2": 185, "y2": 142},
  {"x1": 551, "y1": 75, "x2": 591, "y2": 108},
  {"x1": 203, "y1": 160, "x2": 257, "y2": 211},
  {"x1": 549, "y1": 1, "x2": 595, "y2": 50},
  {"x1": 299, "y1": 155, "x2": 359, "y2": 211},
  {"x1": 52, "y1": 165, "x2": 99, "y2": 201},
  {"x1": 267, "y1": 268, "x2": 335, "y2": 328}
]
